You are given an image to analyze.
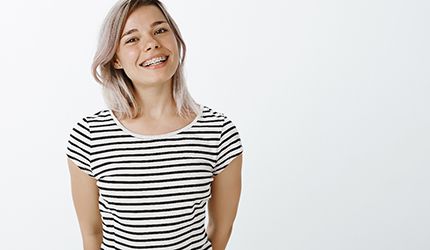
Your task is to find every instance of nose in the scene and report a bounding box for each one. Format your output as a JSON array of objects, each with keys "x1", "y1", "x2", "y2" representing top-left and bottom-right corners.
[{"x1": 144, "y1": 37, "x2": 160, "y2": 51}]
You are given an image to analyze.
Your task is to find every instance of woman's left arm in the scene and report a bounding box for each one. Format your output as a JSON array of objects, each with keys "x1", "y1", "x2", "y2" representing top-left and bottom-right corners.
[{"x1": 207, "y1": 154, "x2": 243, "y2": 250}]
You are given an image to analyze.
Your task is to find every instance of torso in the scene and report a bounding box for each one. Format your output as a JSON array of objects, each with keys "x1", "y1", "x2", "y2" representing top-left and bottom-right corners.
[{"x1": 66, "y1": 105, "x2": 243, "y2": 249}]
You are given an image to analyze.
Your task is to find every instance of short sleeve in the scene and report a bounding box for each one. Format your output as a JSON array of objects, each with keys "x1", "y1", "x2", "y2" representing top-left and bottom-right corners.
[
  {"x1": 65, "y1": 117, "x2": 94, "y2": 178},
  {"x1": 213, "y1": 115, "x2": 243, "y2": 176}
]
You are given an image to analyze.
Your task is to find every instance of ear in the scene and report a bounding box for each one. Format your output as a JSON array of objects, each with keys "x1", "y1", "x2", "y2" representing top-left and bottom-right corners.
[{"x1": 113, "y1": 58, "x2": 123, "y2": 69}]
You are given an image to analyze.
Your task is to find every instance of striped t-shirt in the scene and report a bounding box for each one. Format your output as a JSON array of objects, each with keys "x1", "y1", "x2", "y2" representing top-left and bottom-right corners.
[{"x1": 65, "y1": 104, "x2": 243, "y2": 250}]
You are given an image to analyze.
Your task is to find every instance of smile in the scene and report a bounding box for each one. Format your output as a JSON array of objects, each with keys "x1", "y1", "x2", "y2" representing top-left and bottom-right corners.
[{"x1": 139, "y1": 56, "x2": 169, "y2": 68}]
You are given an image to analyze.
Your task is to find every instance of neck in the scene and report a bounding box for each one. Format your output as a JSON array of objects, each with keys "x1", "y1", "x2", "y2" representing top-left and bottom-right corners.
[{"x1": 133, "y1": 79, "x2": 177, "y2": 120}]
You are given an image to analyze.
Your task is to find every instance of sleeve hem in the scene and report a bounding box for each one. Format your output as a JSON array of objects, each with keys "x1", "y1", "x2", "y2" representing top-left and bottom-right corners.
[
  {"x1": 213, "y1": 150, "x2": 243, "y2": 176},
  {"x1": 66, "y1": 154, "x2": 95, "y2": 178}
]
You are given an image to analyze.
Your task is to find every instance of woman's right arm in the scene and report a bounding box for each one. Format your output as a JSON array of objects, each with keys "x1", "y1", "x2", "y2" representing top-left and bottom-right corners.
[{"x1": 67, "y1": 158, "x2": 103, "y2": 250}]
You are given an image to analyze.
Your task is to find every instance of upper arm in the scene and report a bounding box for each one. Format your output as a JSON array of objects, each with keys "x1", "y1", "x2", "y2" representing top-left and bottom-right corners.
[
  {"x1": 67, "y1": 158, "x2": 102, "y2": 236},
  {"x1": 213, "y1": 114, "x2": 243, "y2": 176},
  {"x1": 208, "y1": 153, "x2": 243, "y2": 228},
  {"x1": 209, "y1": 113, "x2": 244, "y2": 226}
]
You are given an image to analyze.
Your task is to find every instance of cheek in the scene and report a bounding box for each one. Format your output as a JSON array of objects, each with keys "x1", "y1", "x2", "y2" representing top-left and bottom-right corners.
[
  {"x1": 118, "y1": 47, "x2": 140, "y2": 65},
  {"x1": 164, "y1": 36, "x2": 179, "y2": 54},
  {"x1": 125, "y1": 49, "x2": 140, "y2": 62},
  {"x1": 173, "y1": 39, "x2": 179, "y2": 54}
]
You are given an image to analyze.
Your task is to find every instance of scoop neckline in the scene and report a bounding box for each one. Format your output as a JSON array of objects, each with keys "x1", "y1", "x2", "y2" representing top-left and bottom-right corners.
[{"x1": 108, "y1": 104, "x2": 204, "y2": 139}]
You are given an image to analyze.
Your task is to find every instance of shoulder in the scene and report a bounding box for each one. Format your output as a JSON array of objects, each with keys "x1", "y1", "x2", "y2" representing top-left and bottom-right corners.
[
  {"x1": 201, "y1": 105, "x2": 241, "y2": 129},
  {"x1": 80, "y1": 108, "x2": 111, "y2": 123},
  {"x1": 83, "y1": 109, "x2": 111, "y2": 121},
  {"x1": 70, "y1": 109, "x2": 111, "y2": 132},
  {"x1": 201, "y1": 105, "x2": 228, "y2": 120}
]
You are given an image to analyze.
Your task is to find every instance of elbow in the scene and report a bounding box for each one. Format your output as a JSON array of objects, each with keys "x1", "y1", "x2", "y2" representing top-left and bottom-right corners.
[
  {"x1": 82, "y1": 231, "x2": 103, "y2": 250},
  {"x1": 207, "y1": 223, "x2": 233, "y2": 250},
  {"x1": 208, "y1": 221, "x2": 232, "y2": 232},
  {"x1": 207, "y1": 221, "x2": 233, "y2": 239},
  {"x1": 80, "y1": 225, "x2": 103, "y2": 243}
]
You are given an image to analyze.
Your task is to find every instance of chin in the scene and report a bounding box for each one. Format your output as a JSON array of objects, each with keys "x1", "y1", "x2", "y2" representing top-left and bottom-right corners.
[{"x1": 137, "y1": 77, "x2": 173, "y2": 86}]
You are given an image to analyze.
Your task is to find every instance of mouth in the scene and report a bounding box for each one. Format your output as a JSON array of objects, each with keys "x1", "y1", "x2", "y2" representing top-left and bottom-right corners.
[{"x1": 139, "y1": 55, "x2": 169, "y2": 68}]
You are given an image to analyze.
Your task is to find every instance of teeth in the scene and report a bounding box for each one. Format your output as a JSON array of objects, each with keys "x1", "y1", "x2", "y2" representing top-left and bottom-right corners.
[{"x1": 142, "y1": 56, "x2": 167, "y2": 67}]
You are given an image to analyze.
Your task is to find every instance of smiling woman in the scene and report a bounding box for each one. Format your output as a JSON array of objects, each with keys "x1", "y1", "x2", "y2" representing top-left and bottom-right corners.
[
  {"x1": 65, "y1": 1, "x2": 244, "y2": 250},
  {"x1": 91, "y1": 0, "x2": 194, "y2": 120}
]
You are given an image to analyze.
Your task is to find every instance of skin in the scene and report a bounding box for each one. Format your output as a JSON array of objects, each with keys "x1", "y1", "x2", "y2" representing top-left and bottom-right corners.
[
  {"x1": 68, "y1": 5, "x2": 243, "y2": 250},
  {"x1": 207, "y1": 154, "x2": 243, "y2": 250},
  {"x1": 68, "y1": 159, "x2": 102, "y2": 250}
]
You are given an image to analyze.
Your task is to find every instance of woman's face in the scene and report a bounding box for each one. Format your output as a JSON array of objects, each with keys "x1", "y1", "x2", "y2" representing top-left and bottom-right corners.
[{"x1": 114, "y1": 5, "x2": 179, "y2": 87}]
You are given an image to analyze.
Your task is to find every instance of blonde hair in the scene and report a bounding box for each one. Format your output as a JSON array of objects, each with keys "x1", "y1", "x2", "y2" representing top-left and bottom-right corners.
[{"x1": 91, "y1": 0, "x2": 199, "y2": 120}]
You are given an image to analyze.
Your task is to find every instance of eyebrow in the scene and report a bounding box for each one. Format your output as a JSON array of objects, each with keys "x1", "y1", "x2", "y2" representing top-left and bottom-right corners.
[{"x1": 121, "y1": 20, "x2": 167, "y2": 39}]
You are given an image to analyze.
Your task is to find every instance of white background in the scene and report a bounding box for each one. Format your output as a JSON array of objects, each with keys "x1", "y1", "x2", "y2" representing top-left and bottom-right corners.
[{"x1": 0, "y1": 0, "x2": 429, "y2": 249}]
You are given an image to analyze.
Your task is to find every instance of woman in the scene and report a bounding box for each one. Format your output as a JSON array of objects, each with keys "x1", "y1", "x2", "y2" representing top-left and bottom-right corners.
[{"x1": 65, "y1": 0, "x2": 243, "y2": 249}]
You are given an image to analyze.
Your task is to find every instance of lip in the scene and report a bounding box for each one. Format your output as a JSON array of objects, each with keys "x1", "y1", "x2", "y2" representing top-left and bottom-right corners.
[
  {"x1": 142, "y1": 58, "x2": 168, "y2": 70},
  {"x1": 139, "y1": 54, "x2": 169, "y2": 67}
]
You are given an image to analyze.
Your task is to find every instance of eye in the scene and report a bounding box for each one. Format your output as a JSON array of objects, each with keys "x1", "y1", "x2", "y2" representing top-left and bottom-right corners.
[
  {"x1": 125, "y1": 37, "x2": 138, "y2": 44},
  {"x1": 154, "y1": 28, "x2": 168, "y2": 35}
]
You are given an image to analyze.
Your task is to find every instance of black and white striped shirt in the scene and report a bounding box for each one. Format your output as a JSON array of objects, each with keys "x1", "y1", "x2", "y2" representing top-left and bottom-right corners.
[{"x1": 65, "y1": 104, "x2": 243, "y2": 250}]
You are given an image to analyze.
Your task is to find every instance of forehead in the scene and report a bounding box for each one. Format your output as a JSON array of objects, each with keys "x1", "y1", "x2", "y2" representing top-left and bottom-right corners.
[{"x1": 123, "y1": 5, "x2": 167, "y2": 30}]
